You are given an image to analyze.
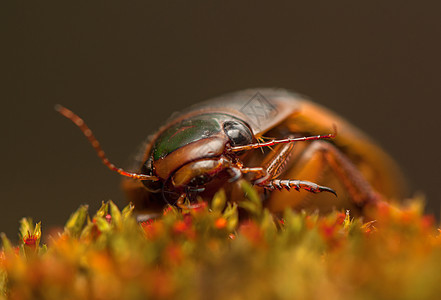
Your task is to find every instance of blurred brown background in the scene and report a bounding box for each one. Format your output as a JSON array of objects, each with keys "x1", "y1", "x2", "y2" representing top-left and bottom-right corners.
[{"x1": 2, "y1": 1, "x2": 441, "y2": 240}]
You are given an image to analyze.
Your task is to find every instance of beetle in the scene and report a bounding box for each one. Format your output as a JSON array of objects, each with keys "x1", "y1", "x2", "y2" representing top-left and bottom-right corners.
[{"x1": 56, "y1": 88, "x2": 406, "y2": 219}]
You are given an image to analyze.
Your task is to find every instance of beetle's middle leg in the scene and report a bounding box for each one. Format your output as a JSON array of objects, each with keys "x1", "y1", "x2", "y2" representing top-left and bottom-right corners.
[{"x1": 298, "y1": 141, "x2": 379, "y2": 205}]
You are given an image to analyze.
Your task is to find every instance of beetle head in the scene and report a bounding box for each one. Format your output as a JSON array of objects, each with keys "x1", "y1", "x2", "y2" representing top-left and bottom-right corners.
[{"x1": 141, "y1": 113, "x2": 254, "y2": 203}]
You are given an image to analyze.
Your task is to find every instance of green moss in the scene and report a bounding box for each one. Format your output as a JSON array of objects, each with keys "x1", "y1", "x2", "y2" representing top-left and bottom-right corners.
[{"x1": 1, "y1": 189, "x2": 440, "y2": 300}]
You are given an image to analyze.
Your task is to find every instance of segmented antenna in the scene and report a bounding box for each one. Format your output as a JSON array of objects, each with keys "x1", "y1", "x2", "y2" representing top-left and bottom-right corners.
[{"x1": 55, "y1": 105, "x2": 159, "y2": 181}]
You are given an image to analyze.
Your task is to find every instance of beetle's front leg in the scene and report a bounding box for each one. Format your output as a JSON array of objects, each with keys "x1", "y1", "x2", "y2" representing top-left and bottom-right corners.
[
  {"x1": 262, "y1": 179, "x2": 336, "y2": 195},
  {"x1": 239, "y1": 139, "x2": 336, "y2": 196},
  {"x1": 243, "y1": 166, "x2": 336, "y2": 195}
]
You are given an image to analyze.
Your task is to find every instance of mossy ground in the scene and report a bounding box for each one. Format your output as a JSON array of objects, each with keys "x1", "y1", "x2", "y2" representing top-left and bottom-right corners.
[{"x1": 1, "y1": 182, "x2": 440, "y2": 300}]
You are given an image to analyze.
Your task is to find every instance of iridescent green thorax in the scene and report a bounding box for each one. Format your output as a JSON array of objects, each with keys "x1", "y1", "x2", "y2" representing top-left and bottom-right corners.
[{"x1": 152, "y1": 113, "x2": 233, "y2": 161}]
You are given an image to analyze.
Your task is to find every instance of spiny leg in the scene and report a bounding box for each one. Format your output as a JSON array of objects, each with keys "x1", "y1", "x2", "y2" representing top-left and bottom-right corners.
[
  {"x1": 240, "y1": 139, "x2": 336, "y2": 196},
  {"x1": 265, "y1": 179, "x2": 337, "y2": 195}
]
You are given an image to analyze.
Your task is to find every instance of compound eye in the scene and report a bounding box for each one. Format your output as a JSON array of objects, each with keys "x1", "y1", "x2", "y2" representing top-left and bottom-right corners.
[{"x1": 223, "y1": 120, "x2": 253, "y2": 147}]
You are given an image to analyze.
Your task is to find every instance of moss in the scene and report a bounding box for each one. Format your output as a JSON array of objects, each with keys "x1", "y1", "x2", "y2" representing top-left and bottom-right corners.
[{"x1": 1, "y1": 186, "x2": 440, "y2": 300}]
